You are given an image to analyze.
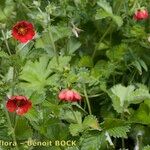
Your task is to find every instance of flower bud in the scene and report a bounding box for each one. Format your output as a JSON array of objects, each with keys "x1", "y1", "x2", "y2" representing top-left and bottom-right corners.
[{"x1": 134, "y1": 9, "x2": 149, "y2": 21}]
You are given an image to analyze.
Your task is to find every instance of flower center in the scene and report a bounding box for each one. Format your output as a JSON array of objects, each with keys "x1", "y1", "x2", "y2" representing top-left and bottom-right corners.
[
  {"x1": 18, "y1": 27, "x2": 27, "y2": 35},
  {"x1": 16, "y1": 100, "x2": 25, "y2": 107}
]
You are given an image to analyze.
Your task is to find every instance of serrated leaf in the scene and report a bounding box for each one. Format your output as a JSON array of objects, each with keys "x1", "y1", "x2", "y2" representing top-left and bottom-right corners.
[
  {"x1": 106, "y1": 44, "x2": 127, "y2": 61},
  {"x1": 61, "y1": 110, "x2": 82, "y2": 124},
  {"x1": 111, "y1": 15, "x2": 123, "y2": 27},
  {"x1": 19, "y1": 56, "x2": 52, "y2": 92},
  {"x1": 109, "y1": 84, "x2": 150, "y2": 113},
  {"x1": 103, "y1": 118, "x2": 130, "y2": 138},
  {"x1": 126, "y1": 84, "x2": 150, "y2": 104},
  {"x1": 79, "y1": 56, "x2": 93, "y2": 68},
  {"x1": 35, "y1": 25, "x2": 71, "y2": 53},
  {"x1": 83, "y1": 115, "x2": 99, "y2": 130},
  {"x1": 97, "y1": 0, "x2": 112, "y2": 14},
  {"x1": 143, "y1": 145, "x2": 150, "y2": 150},
  {"x1": 80, "y1": 132, "x2": 105, "y2": 150},
  {"x1": 15, "y1": 117, "x2": 33, "y2": 140},
  {"x1": 110, "y1": 84, "x2": 135, "y2": 113},
  {"x1": 67, "y1": 38, "x2": 81, "y2": 55},
  {"x1": 139, "y1": 59, "x2": 148, "y2": 72},
  {"x1": 132, "y1": 60, "x2": 142, "y2": 74},
  {"x1": 131, "y1": 103, "x2": 150, "y2": 125},
  {"x1": 0, "y1": 51, "x2": 9, "y2": 58},
  {"x1": 69, "y1": 123, "x2": 83, "y2": 136},
  {"x1": 96, "y1": 0, "x2": 123, "y2": 27},
  {"x1": 29, "y1": 91, "x2": 46, "y2": 105}
]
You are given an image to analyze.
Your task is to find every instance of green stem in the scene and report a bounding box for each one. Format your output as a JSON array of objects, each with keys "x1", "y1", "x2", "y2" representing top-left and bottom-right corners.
[
  {"x1": 92, "y1": 0, "x2": 124, "y2": 59},
  {"x1": 121, "y1": 113, "x2": 125, "y2": 149},
  {"x1": 1, "y1": 29, "x2": 11, "y2": 55},
  {"x1": 3, "y1": 100, "x2": 19, "y2": 150},
  {"x1": 92, "y1": 24, "x2": 112, "y2": 59},
  {"x1": 83, "y1": 85, "x2": 92, "y2": 115},
  {"x1": 69, "y1": 107, "x2": 79, "y2": 124},
  {"x1": 48, "y1": 26, "x2": 59, "y2": 65}
]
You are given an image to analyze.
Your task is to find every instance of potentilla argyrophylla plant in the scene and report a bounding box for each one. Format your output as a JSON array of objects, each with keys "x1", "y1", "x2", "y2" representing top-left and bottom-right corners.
[{"x1": 0, "y1": 0, "x2": 150, "y2": 150}]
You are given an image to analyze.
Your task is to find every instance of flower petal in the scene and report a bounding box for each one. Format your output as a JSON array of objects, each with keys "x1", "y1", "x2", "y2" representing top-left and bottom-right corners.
[{"x1": 6, "y1": 100, "x2": 17, "y2": 112}]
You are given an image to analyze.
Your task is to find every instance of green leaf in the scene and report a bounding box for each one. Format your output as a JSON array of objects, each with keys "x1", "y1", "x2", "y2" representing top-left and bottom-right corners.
[
  {"x1": 110, "y1": 84, "x2": 135, "y2": 113},
  {"x1": 15, "y1": 117, "x2": 33, "y2": 140},
  {"x1": 139, "y1": 59, "x2": 148, "y2": 72},
  {"x1": 79, "y1": 56, "x2": 93, "y2": 68},
  {"x1": 131, "y1": 103, "x2": 150, "y2": 125},
  {"x1": 97, "y1": 0, "x2": 113, "y2": 14},
  {"x1": 65, "y1": 147, "x2": 79, "y2": 150},
  {"x1": 69, "y1": 123, "x2": 83, "y2": 136},
  {"x1": 19, "y1": 56, "x2": 52, "y2": 91},
  {"x1": 106, "y1": 44, "x2": 127, "y2": 62},
  {"x1": 35, "y1": 25, "x2": 71, "y2": 54},
  {"x1": 103, "y1": 118, "x2": 130, "y2": 138},
  {"x1": 109, "y1": 84, "x2": 150, "y2": 113},
  {"x1": 29, "y1": 91, "x2": 46, "y2": 105},
  {"x1": 43, "y1": 100, "x2": 61, "y2": 117},
  {"x1": 61, "y1": 109, "x2": 82, "y2": 124},
  {"x1": 143, "y1": 145, "x2": 150, "y2": 150},
  {"x1": 96, "y1": 0, "x2": 123, "y2": 27},
  {"x1": 95, "y1": 9, "x2": 110, "y2": 20},
  {"x1": 83, "y1": 115, "x2": 99, "y2": 130},
  {"x1": 0, "y1": 51, "x2": 9, "y2": 58},
  {"x1": 80, "y1": 132, "x2": 106, "y2": 150},
  {"x1": 132, "y1": 60, "x2": 142, "y2": 74},
  {"x1": 126, "y1": 84, "x2": 150, "y2": 104},
  {"x1": 67, "y1": 38, "x2": 81, "y2": 55},
  {"x1": 111, "y1": 15, "x2": 123, "y2": 28}
]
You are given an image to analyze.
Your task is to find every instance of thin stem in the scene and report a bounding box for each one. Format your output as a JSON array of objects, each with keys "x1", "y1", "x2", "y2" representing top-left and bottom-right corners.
[
  {"x1": 92, "y1": 24, "x2": 112, "y2": 59},
  {"x1": 121, "y1": 113, "x2": 125, "y2": 149},
  {"x1": 1, "y1": 29, "x2": 11, "y2": 55},
  {"x1": 92, "y1": 0, "x2": 124, "y2": 59},
  {"x1": 3, "y1": 100, "x2": 19, "y2": 150},
  {"x1": 69, "y1": 107, "x2": 80, "y2": 124},
  {"x1": 48, "y1": 26, "x2": 59, "y2": 64},
  {"x1": 83, "y1": 85, "x2": 92, "y2": 115}
]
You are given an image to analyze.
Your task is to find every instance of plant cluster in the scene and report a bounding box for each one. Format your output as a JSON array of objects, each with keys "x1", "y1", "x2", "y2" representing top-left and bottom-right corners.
[{"x1": 0, "y1": 0, "x2": 150, "y2": 150}]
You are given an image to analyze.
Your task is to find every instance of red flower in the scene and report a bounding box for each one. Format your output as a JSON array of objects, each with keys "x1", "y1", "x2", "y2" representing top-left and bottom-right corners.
[
  {"x1": 58, "y1": 89, "x2": 81, "y2": 102},
  {"x1": 12, "y1": 21, "x2": 35, "y2": 43},
  {"x1": 6, "y1": 96, "x2": 32, "y2": 115},
  {"x1": 134, "y1": 9, "x2": 149, "y2": 20}
]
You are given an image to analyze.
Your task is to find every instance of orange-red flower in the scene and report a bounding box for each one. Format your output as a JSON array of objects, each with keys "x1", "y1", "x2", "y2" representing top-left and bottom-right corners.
[
  {"x1": 12, "y1": 21, "x2": 35, "y2": 43},
  {"x1": 58, "y1": 89, "x2": 81, "y2": 102},
  {"x1": 6, "y1": 96, "x2": 32, "y2": 115},
  {"x1": 134, "y1": 9, "x2": 149, "y2": 21}
]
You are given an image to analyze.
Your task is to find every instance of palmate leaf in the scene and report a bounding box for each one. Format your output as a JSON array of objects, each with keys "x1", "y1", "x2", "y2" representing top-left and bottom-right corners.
[
  {"x1": 103, "y1": 118, "x2": 130, "y2": 138},
  {"x1": 143, "y1": 145, "x2": 150, "y2": 150},
  {"x1": 69, "y1": 115, "x2": 100, "y2": 136},
  {"x1": 110, "y1": 84, "x2": 135, "y2": 113},
  {"x1": 19, "y1": 56, "x2": 52, "y2": 91},
  {"x1": 15, "y1": 117, "x2": 33, "y2": 140},
  {"x1": 95, "y1": 0, "x2": 123, "y2": 27},
  {"x1": 78, "y1": 56, "x2": 93, "y2": 68},
  {"x1": 19, "y1": 55, "x2": 71, "y2": 92},
  {"x1": 69, "y1": 124, "x2": 83, "y2": 136},
  {"x1": 109, "y1": 84, "x2": 150, "y2": 113},
  {"x1": 35, "y1": 25, "x2": 71, "y2": 54},
  {"x1": 80, "y1": 132, "x2": 106, "y2": 150},
  {"x1": 131, "y1": 100, "x2": 150, "y2": 125},
  {"x1": 83, "y1": 115, "x2": 99, "y2": 130},
  {"x1": 61, "y1": 110, "x2": 82, "y2": 124}
]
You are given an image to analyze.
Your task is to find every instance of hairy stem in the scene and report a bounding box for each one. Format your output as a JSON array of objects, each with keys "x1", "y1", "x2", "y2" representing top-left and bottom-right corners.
[
  {"x1": 3, "y1": 100, "x2": 19, "y2": 150},
  {"x1": 92, "y1": 0, "x2": 124, "y2": 59},
  {"x1": 1, "y1": 29, "x2": 11, "y2": 55},
  {"x1": 83, "y1": 85, "x2": 92, "y2": 115},
  {"x1": 48, "y1": 26, "x2": 59, "y2": 65}
]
